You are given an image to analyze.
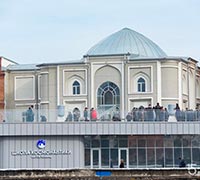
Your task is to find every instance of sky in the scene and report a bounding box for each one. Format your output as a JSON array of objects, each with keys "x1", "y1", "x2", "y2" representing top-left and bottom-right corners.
[{"x1": 0, "y1": 0, "x2": 200, "y2": 64}]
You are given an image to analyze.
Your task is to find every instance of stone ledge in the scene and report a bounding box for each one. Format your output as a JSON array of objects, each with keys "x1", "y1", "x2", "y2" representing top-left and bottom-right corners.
[{"x1": 0, "y1": 169, "x2": 199, "y2": 180}]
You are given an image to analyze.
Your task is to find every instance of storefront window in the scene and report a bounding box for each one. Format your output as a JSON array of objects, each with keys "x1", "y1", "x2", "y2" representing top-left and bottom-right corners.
[
  {"x1": 147, "y1": 148, "x2": 155, "y2": 167},
  {"x1": 92, "y1": 139, "x2": 100, "y2": 148},
  {"x1": 129, "y1": 148, "x2": 137, "y2": 168},
  {"x1": 138, "y1": 148, "x2": 146, "y2": 167},
  {"x1": 192, "y1": 136, "x2": 200, "y2": 147},
  {"x1": 138, "y1": 139, "x2": 146, "y2": 147},
  {"x1": 109, "y1": 138, "x2": 118, "y2": 148},
  {"x1": 156, "y1": 138, "x2": 163, "y2": 147},
  {"x1": 119, "y1": 139, "x2": 128, "y2": 147},
  {"x1": 110, "y1": 149, "x2": 118, "y2": 168},
  {"x1": 85, "y1": 149, "x2": 90, "y2": 167},
  {"x1": 192, "y1": 148, "x2": 200, "y2": 166},
  {"x1": 164, "y1": 136, "x2": 173, "y2": 147},
  {"x1": 101, "y1": 139, "x2": 109, "y2": 148},
  {"x1": 183, "y1": 148, "x2": 191, "y2": 165},
  {"x1": 165, "y1": 148, "x2": 173, "y2": 167},
  {"x1": 84, "y1": 138, "x2": 91, "y2": 148},
  {"x1": 174, "y1": 148, "x2": 182, "y2": 167},
  {"x1": 174, "y1": 137, "x2": 182, "y2": 147},
  {"x1": 84, "y1": 135, "x2": 200, "y2": 168},
  {"x1": 129, "y1": 138, "x2": 137, "y2": 147},
  {"x1": 183, "y1": 138, "x2": 191, "y2": 147},
  {"x1": 147, "y1": 138, "x2": 155, "y2": 147},
  {"x1": 101, "y1": 149, "x2": 109, "y2": 167},
  {"x1": 156, "y1": 148, "x2": 164, "y2": 167}
]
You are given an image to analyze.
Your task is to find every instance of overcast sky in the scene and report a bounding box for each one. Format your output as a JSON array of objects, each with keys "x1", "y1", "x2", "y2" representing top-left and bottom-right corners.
[{"x1": 0, "y1": 0, "x2": 200, "y2": 64}]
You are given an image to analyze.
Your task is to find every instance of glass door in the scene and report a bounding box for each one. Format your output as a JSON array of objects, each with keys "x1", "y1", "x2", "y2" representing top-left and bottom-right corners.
[
  {"x1": 91, "y1": 148, "x2": 101, "y2": 168},
  {"x1": 119, "y1": 148, "x2": 129, "y2": 168}
]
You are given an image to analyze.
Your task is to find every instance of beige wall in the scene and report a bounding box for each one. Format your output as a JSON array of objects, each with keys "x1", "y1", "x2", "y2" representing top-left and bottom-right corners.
[
  {"x1": 161, "y1": 67, "x2": 178, "y2": 98},
  {"x1": 4, "y1": 56, "x2": 200, "y2": 121}
]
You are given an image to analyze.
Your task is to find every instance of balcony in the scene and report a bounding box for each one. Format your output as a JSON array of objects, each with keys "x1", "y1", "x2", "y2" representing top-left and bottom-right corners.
[{"x1": 0, "y1": 108, "x2": 199, "y2": 136}]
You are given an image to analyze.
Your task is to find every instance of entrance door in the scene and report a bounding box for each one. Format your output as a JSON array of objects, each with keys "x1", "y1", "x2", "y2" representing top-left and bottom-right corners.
[
  {"x1": 91, "y1": 148, "x2": 101, "y2": 168},
  {"x1": 119, "y1": 148, "x2": 129, "y2": 168}
]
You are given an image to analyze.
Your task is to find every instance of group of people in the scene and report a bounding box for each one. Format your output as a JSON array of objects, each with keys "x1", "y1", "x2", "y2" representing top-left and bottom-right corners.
[
  {"x1": 174, "y1": 103, "x2": 200, "y2": 121},
  {"x1": 65, "y1": 103, "x2": 200, "y2": 122},
  {"x1": 65, "y1": 107, "x2": 97, "y2": 121},
  {"x1": 126, "y1": 103, "x2": 200, "y2": 122},
  {"x1": 126, "y1": 103, "x2": 169, "y2": 122}
]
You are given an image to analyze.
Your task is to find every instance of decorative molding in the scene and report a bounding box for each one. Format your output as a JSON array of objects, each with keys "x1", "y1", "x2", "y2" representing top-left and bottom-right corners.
[{"x1": 63, "y1": 69, "x2": 87, "y2": 97}]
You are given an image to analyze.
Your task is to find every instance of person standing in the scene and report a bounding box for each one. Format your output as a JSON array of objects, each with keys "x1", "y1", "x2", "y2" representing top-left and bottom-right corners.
[
  {"x1": 83, "y1": 107, "x2": 89, "y2": 121},
  {"x1": 119, "y1": 159, "x2": 124, "y2": 168},
  {"x1": 26, "y1": 107, "x2": 34, "y2": 122},
  {"x1": 179, "y1": 157, "x2": 186, "y2": 167},
  {"x1": 91, "y1": 108, "x2": 97, "y2": 121},
  {"x1": 65, "y1": 111, "x2": 72, "y2": 121}
]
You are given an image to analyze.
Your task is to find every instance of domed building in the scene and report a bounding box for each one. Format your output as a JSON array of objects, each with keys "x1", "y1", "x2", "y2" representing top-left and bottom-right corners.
[
  {"x1": 1, "y1": 28, "x2": 200, "y2": 169},
  {"x1": 87, "y1": 27, "x2": 167, "y2": 57}
]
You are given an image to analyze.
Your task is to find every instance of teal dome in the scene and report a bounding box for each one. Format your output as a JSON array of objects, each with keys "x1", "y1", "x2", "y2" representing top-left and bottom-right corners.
[{"x1": 86, "y1": 28, "x2": 167, "y2": 57}]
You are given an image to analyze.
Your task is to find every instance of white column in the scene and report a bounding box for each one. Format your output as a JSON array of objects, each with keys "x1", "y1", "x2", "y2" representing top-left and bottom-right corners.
[
  {"x1": 121, "y1": 61, "x2": 125, "y2": 119},
  {"x1": 178, "y1": 62, "x2": 182, "y2": 109},
  {"x1": 91, "y1": 62, "x2": 94, "y2": 107},
  {"x1": 57, "y1": 65, "x2": 60, "y2": 106},
  {"x1": 157, "y1": 61, "x2": 161, "y2": 104}
]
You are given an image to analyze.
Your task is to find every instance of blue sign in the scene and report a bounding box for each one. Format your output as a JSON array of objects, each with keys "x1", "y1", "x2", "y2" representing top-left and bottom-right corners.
[
  {"x1": 96, "y1": 171, "x2": 112, "y2": 177},
  {"x1": 37, "y1": 139, "x2": 46, "y2": 149}
]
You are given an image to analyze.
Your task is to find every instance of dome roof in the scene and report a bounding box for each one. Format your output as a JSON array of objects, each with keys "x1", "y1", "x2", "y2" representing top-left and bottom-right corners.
[{"x1": 86, "y1": 28, "x2": 167, "y2": 58}]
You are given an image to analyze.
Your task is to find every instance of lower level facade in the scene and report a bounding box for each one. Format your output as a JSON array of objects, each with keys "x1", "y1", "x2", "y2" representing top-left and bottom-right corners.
[{"x1": 0, "y1": 121, "x2": 199, "y2": 169}]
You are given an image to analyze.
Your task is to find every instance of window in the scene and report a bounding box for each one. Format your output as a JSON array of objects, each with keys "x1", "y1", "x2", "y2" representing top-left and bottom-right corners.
[
  {"x1": 72, "y1": 81, "x2": 80, "y2": 95},
  {"x1": 15, "y1": 76, "x2": 35, "y2": 100},
  {"x1": 137, "y1": 77, "x2": 146, "y2": 92},
  {"x1": 97, "y1": 81, "x2": 120, "y2": 107}
]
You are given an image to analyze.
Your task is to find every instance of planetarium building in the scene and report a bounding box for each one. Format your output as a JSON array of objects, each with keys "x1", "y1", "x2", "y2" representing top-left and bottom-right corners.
[{"x1": 1, "y1": 28, "x2": 200, "y2": 169}]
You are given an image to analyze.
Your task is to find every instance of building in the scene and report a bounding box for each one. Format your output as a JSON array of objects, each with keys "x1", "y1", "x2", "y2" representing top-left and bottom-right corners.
[
  {"x1": 0, "y1": 56, "x2": 17, "y2": 121},
  {"x1": 1, "y1": 28, "x2": 200, "y2": 169}
]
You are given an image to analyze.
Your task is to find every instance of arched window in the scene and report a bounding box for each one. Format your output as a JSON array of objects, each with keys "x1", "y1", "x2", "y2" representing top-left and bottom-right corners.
[
  {"x1": 73, "y1": 81, "x2": 80, "y2": 95},
  {"x1": 97, "y1": 81, "x2": 120, "y2": 108},
  {"x1": 137, "y1": 77, "x2": 146, "y2": 92}
]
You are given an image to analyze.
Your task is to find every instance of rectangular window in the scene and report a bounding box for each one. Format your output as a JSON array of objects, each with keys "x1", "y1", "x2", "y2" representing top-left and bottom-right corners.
[
  {"x1": 165, "y1": 148, "x2": 173, "y2": 167},
  {"x1": 156, "y1": 148, "x2": 164, "y2": 167},
  {"x1": 15, "y1": 76, "x2": 35, "y2": 100},
  {"x1": 192, "y1": 148, "x2": 200, "y2": 166},
  {"x1": 92, "y1": 139, "x2": 100, "y2": 148},
  {"x1": 183, "y1": 148, "x2": 191, "y2": 165},
  {"x1": 101, "y1": 149, "x2": 109, "y2": 167},
  {"x1": 110, "y1": 149, "x2": 118, "y2": 168},
  {"x1": 138, "y1": 148, "x2": 146, "y2": 167},
  {"x1": 84, "y1": 149, "x2": 90, "y2": 167},
  {"x1": 174, "y1": 148, "x2": 182, "y2": 167},
  {"x1": 129, "y1": 148, "x2": 137, "y2": 168},
  {"x1": 147, "y1": 148, "x2": 155, "y2": 167},
  {"x1": 39, "y1": 73, "x2": 49, "y2": 101}
]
